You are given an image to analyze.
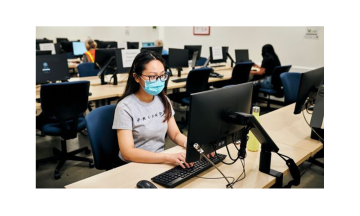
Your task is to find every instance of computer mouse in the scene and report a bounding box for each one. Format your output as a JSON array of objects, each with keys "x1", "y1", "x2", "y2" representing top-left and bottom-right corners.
[{"x1": 136, "y1": 180, "x2": 157, "y2": 189}]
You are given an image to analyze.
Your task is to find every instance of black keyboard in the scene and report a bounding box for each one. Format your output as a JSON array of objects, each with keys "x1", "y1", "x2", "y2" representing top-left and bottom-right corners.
[
  {"x1": 209, "y1": 72, "x2": 224, "y2": 78},
  {"x1": 151, "y1": 153, "x2": 227, "y2": 188},
  {"x1": 172, "y1": 78, "x2": 187, "y2": 83}
]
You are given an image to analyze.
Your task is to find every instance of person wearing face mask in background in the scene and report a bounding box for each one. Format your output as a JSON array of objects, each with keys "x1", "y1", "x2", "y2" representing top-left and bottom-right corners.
[{"x1": 113, "y1": 50, "x2": 216, "y2": 169}]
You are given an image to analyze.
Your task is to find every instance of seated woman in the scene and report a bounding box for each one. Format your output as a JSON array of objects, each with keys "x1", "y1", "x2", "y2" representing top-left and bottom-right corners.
[
  {"x1": 155, "y1": 39, "x2": 168, "y2": 55},
  {"x1": 113, "y1": 50, "x2": 214, "y2": 169},
  {"x1": 251, "y1": 44, "x2": 281, "y2": 89},
  {"x1": 82, "y1": 38, "x2": 97, "y2": 63}
]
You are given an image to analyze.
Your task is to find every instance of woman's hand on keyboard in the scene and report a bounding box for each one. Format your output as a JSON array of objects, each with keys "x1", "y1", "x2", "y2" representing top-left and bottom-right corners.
[
  {"x1": 166, "y1": 152, "x2": 194, "y2": 169},
  {"x1": 206, "y1": 152, "x2": 215, "y2": 158}
]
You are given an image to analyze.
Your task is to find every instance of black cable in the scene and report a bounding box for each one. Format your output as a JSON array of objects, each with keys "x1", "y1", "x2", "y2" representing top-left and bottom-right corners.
[
  {"x1": 213, "y1": 144, "x2": 238, "y2": 165},
  {"x1": 195, "y1": 175, "x2": 236, "y2": 185},
  {"x1": 229, "y1": 158, "x2": 246, "y2": 187}
]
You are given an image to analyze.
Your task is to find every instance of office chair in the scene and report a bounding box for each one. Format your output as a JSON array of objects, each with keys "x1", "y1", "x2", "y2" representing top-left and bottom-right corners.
[
  {"x1": 86, "y1": 105, "x2": 127, "y2": 170},
  {"x1": 196, "y1": 57, "x2": 207, "y2": 66},
  {"x1": 213, "y1": 62, "x2": 253, "y2": 88},
  {"x1": 36, "y1": 81, "x2": 94, "y2": 179},
  {"x1": 77, "y1": 63, "x2": 100, "y2": 77},
  {"x1": 168, "y1": 67, "x2": 212, "y2": 131},
  {"x1": 258, "y1": 65, "x2": 292, "y2": 110},
  {"x1": 280, "y1": 72, "x2": 301, "y2": 105}
]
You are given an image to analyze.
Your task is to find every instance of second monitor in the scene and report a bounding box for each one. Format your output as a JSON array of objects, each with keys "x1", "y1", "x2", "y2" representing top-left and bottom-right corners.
[
  {"x1": 209, "y1": 46, "x2": 229, "y2": 64},
  {"x1": 184, "y1": 45, "x2": 202, "y2": 61},
  {"x1": 235, "y1": 49, "x2": 250, "y2": 63},
  {"x1": 168, "y1": 48, "x2": 189, "y2": 77}
]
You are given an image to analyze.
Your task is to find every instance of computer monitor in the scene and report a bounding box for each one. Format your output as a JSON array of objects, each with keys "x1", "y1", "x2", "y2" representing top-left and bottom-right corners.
[
  {"x1": 60, "y1": 41, "x2": 74, "y2": 53},
  {"x1": 39, "y1": 43, "x2": 56, "y2": 54},
  {"x1": 36, "y1": 53, "x2": 70, "y2": 84},
  {"x1": 235, "y1": 49, "x2": 250, "y2": 62},
  {"x1": 184, "y1": 45, "x2": 202, "y2": 61},
  {"x1": 185, "y1": 82, "x2": 280, "y2": 178},
  {"x1": 185, "y1": 83, "x2": 252, "y2": 162},
  {"x1": 142, "y1": 42, "x2": 155, "y2": 47},
  {"x1": 36, "y1": 50, "x2": 52, "y2": 56},
  {"x1": 168, "y1": 48, "x2": 189, "y2": 77},
  {"x1": 294, "y1": 67, "x2": 324, "y2": 115},
  {"x1": 72, "y1": 42, "x2": 87, "y2": 55},
  {"x1": 209, "y1": 46, "x2": 229, "y2": 64},
  {"x1": 56, "y1": 38, "x2": 68, "y2": 44},
  {"x1": 94, "y1": 49, "x2": 118, "y2": 69},
  {"x1": 127, "y1": 42, "x2": 139, "y2": 49},
  {"x1": 115, "y1": 49, "x2": 139, "y2": 74},
  {"x1": 36, "y1": 39, "x2": 53, "y2": 50},
  {"x1": 140, "y1": 47, "x2": 163, "y2": 55},
  {"x1": 97, "y1": 41, "x2": 118, "y2": 49}
]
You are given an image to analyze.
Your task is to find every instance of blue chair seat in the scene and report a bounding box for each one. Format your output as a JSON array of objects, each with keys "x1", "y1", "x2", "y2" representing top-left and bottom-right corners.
[
  {"x1": 181, "y1": 97, "x2": 190, "y2": 105},
  {"x1": 259, "y1": 88, "x2": 278, "y2": 95},
  {"x1": 42, "y1": 117, "x2": 86, "y2": 136}
]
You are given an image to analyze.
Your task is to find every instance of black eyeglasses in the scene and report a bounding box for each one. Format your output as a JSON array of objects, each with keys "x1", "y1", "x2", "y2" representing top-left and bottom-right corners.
[{"x1": 141, "y1": 72, "x2": 169, "y2": 83}]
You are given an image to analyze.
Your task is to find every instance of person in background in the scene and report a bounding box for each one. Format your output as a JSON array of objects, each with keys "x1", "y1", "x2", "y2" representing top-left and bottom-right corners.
[
  {"x1": 155, "y1": 39, "x2": 168, "y2": 55},
  {"x1": 82, "y1": 38, "x2": 97, "y2": 63},
  {"x1": 251, "y1": 44, "x2": 281, "y2": 104},
  {"x1": 251, "y1": 44, "x2": 281, "y2": 88}
]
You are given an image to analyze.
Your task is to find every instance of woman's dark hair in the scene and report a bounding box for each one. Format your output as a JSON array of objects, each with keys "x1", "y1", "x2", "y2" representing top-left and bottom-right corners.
[
  {"x1": 261, "y1": 44, "x2": 281, "y2": 66},
  {"x1": 118, "y1": 50, "x2": 171, "y2": 122}
]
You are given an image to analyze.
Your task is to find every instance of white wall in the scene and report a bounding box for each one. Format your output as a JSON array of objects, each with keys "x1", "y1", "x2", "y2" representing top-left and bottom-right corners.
[
  {"x1": 36, "y1": 26, "x2": 159, "y2": 46},
  {"x1": 164, "y1": 26, "x2": 324, "y2": 72},
  {"x1": 36, "y1": 26, "x2": 324, "y2": 72}
]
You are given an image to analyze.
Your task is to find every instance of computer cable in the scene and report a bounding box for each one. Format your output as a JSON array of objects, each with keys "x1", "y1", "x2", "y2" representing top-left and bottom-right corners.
[
  {"x1": 195, "y1": 175, "x2": 235, "y2": 184},
  {"x1": 213, "y1": 145, "x2": 238, "y2": 165},
  {"x1": 194, "y1": 143, "x2": 233, "y2": 189},
  {"x1": 228, "y1": 158, "x2": 246, "y2": 187}
]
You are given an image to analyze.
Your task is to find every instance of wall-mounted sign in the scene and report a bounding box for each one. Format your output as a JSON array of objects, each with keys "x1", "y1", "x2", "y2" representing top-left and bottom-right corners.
[{"x1": 194, "y1": 26, "x2": 210, "y2": 35}]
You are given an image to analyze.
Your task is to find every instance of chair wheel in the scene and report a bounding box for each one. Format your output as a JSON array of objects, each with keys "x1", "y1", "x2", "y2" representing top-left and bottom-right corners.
[
  {"x1": 85, "y1": 149, "x2": 91, "y2": 155},
  {"x1": 89, "y1": 162, "x2": 95, "y2": 168},
  {"x1": 54, "y1": 172, "x2": 61, "y2": 180}
]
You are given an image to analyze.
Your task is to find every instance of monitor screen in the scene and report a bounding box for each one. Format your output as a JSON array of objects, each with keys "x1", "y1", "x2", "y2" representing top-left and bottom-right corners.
[
  {"x1": 73, "y1": 42, "x2": 87, "y2": 55},
  {"x1": 36, "y1": 53, "x2": 70, "y2": 84},
  {"x1": 97, "y1": 41, "x2": 118, "y2": 49},
  {"x1": 235, "y1": 49, "x2": 250, "y2": 63},
  {"x1": 140, "y1": 47, "x2": 163, "y2": 55},
  {"x1": 56, "y1": 38, "x2": 68, "y2": 44},
  {"x1": 168, "y1": 48, "x2": 189, "y2": 68},
  {"x1": 294, "y1": 67, "x2": 324, "y2": 115},
  {"x1": 127, "y1": 42, "x2": 139, "y2": 49},
  {"x1": 186, "y1": 83, "x2": 252, "y2": 162},
  {"x1": 184, "y1": 45, "x2": 202, "y2": 60},
  {"x1": 142, "y1": 42, "x2": 155, "y2": 47},
  {"x1": 39, "y1": 43, "x2": 56, "y2": 55},
  {"x1": 209, "y1": 46, "x2": 229, "y2": 64}
]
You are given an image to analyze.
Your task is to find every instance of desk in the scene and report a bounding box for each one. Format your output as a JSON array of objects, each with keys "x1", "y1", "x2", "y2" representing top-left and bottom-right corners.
[
  {"x1": 260, "y1": 103, "x2": 323, "y2": 157},
  {"x1": 65, "y1": 104, "x2": 314, "y2": 189},
  {"x1": 65, "y1": 143, "x2": 310, "y2": 189}
]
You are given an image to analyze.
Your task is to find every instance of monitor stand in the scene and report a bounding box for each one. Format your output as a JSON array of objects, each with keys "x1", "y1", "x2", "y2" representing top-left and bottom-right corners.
[{"x1": 176, "y1": 68, "x2": 182, "y2": 77}]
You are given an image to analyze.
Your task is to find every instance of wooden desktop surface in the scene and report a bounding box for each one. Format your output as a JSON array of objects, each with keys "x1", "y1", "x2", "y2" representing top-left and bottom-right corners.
[
  {"x1": 260, "y1": 103, "x2": 323, "y2": 157},
  {"x1": 65, "y1": 104, "x2": 314, "y2": 189},
  {"x1": 65, "y1": 143, "x2": 310, "y2": 189}
]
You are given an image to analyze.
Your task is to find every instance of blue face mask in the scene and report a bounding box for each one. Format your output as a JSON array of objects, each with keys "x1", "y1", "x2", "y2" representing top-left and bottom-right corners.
[{"x1": 140, "y1": 78, "x2": 165, "y2": 96}]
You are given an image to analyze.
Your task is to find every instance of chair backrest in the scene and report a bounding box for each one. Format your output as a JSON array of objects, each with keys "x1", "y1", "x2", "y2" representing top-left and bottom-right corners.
[
  {"x1": 85, "y1": 105, "x2": 125, "y2": 170},
  {"x1": 271, "y1": 65, "x2": 292, "y2": 91},
  {"x1": 186, "y1": 67, "x2": 212, "y2": 94},
  {"x1": 195, "y1": 57, "x2": 207, "y2": 66},
  {"x1": 280, "y1": 72, "x2": 302, "y2": 105},
  {"x1": 77, "y1": 62, "x2": 100, "y2": 77},
  {"x1": 40, "y1": 81, "x2": 90, "y2": 139},
  {"x1": 230, "y1": 62, "x2": 254, "y2": 84}
]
